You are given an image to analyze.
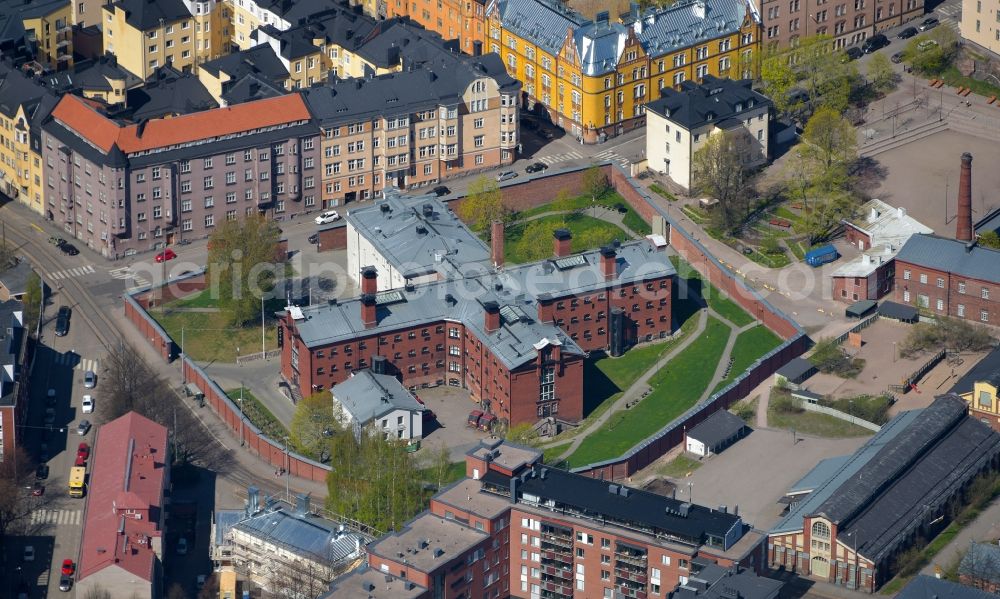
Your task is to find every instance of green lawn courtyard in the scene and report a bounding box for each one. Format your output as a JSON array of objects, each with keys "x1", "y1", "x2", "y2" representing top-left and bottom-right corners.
[{"x1": 503, "y1": 213, "x2": 632, "y2": 264}]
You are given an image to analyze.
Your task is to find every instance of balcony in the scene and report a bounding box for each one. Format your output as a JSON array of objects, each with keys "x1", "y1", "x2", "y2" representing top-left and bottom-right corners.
[
  {"x1": 614, "y1": 552, "x2": 647, "y2": 567},
  {"x1": 541, "y1": 564, "x2": 572, "y2": 580},
  {"x1": 614, "y1": 567, "x2": 648, "y2": 585},
  {"x1": 616, "y1": 584, "x2": 648, "y2": 599},
  {"x1": 540, "y1": 549, "x2": 572, "y2": 564},
  {"x1": 540, "y1": 533, "x2": 572, "y2": 549},
  {"x1": 541, "y1": 580, "x2": 574, "y2": 596}
]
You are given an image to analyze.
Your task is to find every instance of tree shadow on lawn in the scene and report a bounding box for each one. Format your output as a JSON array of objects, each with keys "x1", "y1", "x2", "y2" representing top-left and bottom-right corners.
[{"x1": 582, "y1": 350, "x2": 620, "y2": 417}]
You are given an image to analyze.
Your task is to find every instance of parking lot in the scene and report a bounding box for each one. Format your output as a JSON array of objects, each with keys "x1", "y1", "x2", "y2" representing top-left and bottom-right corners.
[
  {"x1": 638, "y1": 429, "x2": 869, "y2": 530},
  {"x1": 414, "y1": 386, "x2": 496, "y2": 463}
]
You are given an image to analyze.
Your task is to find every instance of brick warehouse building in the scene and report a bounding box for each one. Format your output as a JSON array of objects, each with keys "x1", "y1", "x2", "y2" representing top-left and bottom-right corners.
[
  {"x1": 326, "y1": 439, "x2": 773, "y2": 599},
  {"x1": 768, "y1": 395, "x2": 1000, "y2": 592},
  {"x1": 280, "y1": 192, "x2": 674, "y2": 425},
  {"x1": 893, "y1": 234, "x2": 999, "y2": 326},
  {"x1": 42, "y1": 93, "x2": 320, "y2": 258}
]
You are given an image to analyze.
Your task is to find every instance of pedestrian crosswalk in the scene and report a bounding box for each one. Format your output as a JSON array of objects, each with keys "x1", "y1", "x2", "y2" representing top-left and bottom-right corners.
[
  {"x1": 48, "y1": 265, "x2": 95, "y2": 281},
  {"x1": 31, "y1": 508, "x2": 82, "y2": 526},
  {"x1": 51, "y1": 352, "x2": 99, "y2": 372},
  {"x1": 594, "y1": 148, "x2": 631, "y2": 168},
  {"x1": 937, "y1": 4, "x2": 961, "y2": 27},
  {"x1": 108, "y1": 266, "x2": 151, "y2": 288},
  {"x1": 536, "y1": 150, "x2": 584, "y2": 166}
]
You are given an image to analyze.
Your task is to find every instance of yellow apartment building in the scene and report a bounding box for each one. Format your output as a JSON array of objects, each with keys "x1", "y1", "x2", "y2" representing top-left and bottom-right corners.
[
  {"x1": 0, "y1": 66, "x2": 57, "y2": 215},
  {"x1": 12, "y1": 0, "x2": 75, "y2": 70},
  {"x1": 103, "y1": 0, "x2": 231, "y2": 79},
  {"x1": 486, "y1": 0, "x2": 760, "y2": 142},
  {"x1": 961, "y1": 374, "x2": 1000, "y2": 432}
]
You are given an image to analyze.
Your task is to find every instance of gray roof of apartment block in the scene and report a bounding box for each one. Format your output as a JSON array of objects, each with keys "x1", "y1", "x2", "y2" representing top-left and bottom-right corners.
[
  {"x1": 645, "y1": 76, "x2": 771, "y2": 131},
  {"x1": 107, "y1": 0, "x2": 192, "y2": 29},
  {"x1": 0, "y1": 261, "x2": 34, "y2": 296},
  {"x1": 897, "y1": 576, "x2": 1000, "y2": 599},
  {"x1": 199, "y1": 44, "x2": 290, "y2": 83},
  {"x1": 895, "y1": 234, "x2": 1000, "y2": 283},
  {"x1": 672, "y1": 564, "x2": 783, "y2": 599},
  {"x1": 331, "y1": 369, "x2": 424, "y2": 424},
  {"x1": 231, "y1": 499, "x2": 367, "y2": 564}
]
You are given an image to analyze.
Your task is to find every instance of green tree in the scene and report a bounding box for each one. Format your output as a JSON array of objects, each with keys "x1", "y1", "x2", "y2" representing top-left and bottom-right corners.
[
  {"x1": 800, "y1": 107, "x2": 858, "y2": 192},
  {"x1": 512, "y1": 219, "x2": 564, "y2": 263},
  {"x1": 504, "y1": 422, "x2": 539, "y2": 446},
  {"x1": 978, "y1": 230, "x2": 1000, "y2": 249},
  {"x1": 691, "y1": 130, "x2": 752, "y2": 233},
  {"x1": 459, "y1": 176, "x2": 508, "y2": 233},
  {"x1": 22, "y1": 271, "x2": 42, "y2": 335},
  {"x1": 206, "y1": 215, "x2": 281, "y2": 327},
  {"x1": 290, "y1": 392, "x2": 338, "y2": 459},
  {"x1": 759, "y1": 46, "x2": 797, "y2": 113},
  {"x1": 427, "y1": 443, "x2": 454, "y2": 490},
  {"x1": 761, "y1": 234, "x2": 783, "y2": 256},
  {"x1": 582, "y1": 164, "x2": 609, "y2": 204},
  {"x1": 325, "y1": 430, "x2": 423, "y2": 532},
  {"x1": 906, "y1": 27, "x2": 959, "y2": 75},
  {"x1": 867, "y1": 52, "x2": 896, "y2": 93}
]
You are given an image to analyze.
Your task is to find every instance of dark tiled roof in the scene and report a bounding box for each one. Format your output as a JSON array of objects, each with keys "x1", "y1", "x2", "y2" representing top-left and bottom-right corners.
[
  {"x1": 494, "y1": 465, "x2": 745, "y2": 549},
  {"x1": 127, "y1": 66, "x2": 218, "y2": 120},
  {"x1": 199, "y1": 44, "x2": 289, "y2": 83},
  {"x1": 897, "y1": 575, "x2": 1000, "y2": 599},
  {"x1": 686, "y1": 410, "x2": 747, "y2": 448},
  {"x1": 645, "y1": 76, "x2": 771, "y2": 130},
  {"x1": 950, "y1": 346, "x2": 1000, "y2": 395},
  {"x1": 877, "y1": 300, "x2": 918, "y2": 321},
  {"x1": 673, "y1": 564, "x2": 783, "y2": 599},
  {"x1": 221, "y1": 73, "x2": 286, "y2": 106},
  {"x1": 959, "y1": 542, "x2": 1000, "y2": 585},
  {"x1": 108, "y1": 0, "x2": 192, "y2": 29},
  {"x1": 775, "y1": 357, "x2": 816, "y2": 383},
  {"x1": 895, "y1": 234, "x2": 1000, "y2": 283},
  {"x1": 0, "y1": 61, "x2": 56, "y2": 120}
]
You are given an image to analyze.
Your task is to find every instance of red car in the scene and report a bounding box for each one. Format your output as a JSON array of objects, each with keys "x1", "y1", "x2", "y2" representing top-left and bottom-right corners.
[
  {"x1": 154, "y1": 248, "x2": 177, "y2": 263},
  {"x1": 77, "y1": 442, "x2": 90, "y2": 460},
  {"x1": 74, "y1": 454, "x2": 86, "y2": 467},
  {"x1": 61, "y1": 559, "x2": 75, "y2": 576}
]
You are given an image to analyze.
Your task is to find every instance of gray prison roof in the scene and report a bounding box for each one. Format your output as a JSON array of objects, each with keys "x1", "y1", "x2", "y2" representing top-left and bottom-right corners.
[{"x1": 331, "y1": 369, "x2": 424, "y2": 425}]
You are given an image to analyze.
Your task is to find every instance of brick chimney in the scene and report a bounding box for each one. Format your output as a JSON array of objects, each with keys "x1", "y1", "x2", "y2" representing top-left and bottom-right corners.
[
  {"x1": 957, "y1": 152, "x2": 973, "y2": 242},
  {"x1": 600, "y1": 246, "x2": 617, "y2": 280},
  {"x1": 484, "y1": 301, "x2": 500, "y2": 333},
  {"x1": 361, "y1": 266, "x2": 378, "y2": 295},
  {"x1": 491, "y1": 220, "x2": 504, "y2": 268},
  {"x1": 553, "y1": 228, "x2": 572, "y2": 258},
  {"x1": 361, "y1": 294, "x2": 377, "y2": 328},
  {"x1": 536, "y1": 295, "x2": 553, "y2": 323}
]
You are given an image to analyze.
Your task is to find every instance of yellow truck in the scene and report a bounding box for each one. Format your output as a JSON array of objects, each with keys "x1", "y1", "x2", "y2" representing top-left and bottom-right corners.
[{"x1": 68, "y1": 466, "x2": 86, "y2": 498}]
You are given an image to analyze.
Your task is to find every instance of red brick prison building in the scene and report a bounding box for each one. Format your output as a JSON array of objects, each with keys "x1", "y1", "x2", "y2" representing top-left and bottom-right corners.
[
  {"x1": 325, "y1": 440, "x2": 776, "y2": 599},
  {"x1": 832, "y1": 199, "x2": 931, "y2": 304},
  {"x1": 280, "y1": 192, "x2": 675, "y2": 425},
  {"x1": 893, "y1": 234, "x2": 1000, "y2": 326},
  {"x1": 768, "y1": 395, "x2": 1000, "y2": 592}
]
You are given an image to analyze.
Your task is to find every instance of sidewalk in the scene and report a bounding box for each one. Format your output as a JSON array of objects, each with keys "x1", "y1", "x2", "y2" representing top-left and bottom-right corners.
[
  {"x1": 110, "y1": 304, "x2": 328, "y2": 501},
  {"x1": 922, "y1": 496, "x2": 1000, "y2": 576}
]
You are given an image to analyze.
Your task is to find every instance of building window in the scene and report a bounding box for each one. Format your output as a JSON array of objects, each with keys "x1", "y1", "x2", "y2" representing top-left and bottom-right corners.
[
  {"x1": 919, "y1": 273, "x2": 927, "y2": 284},
  {"x1": 540, "y1": 365, "x2": 555, "y2": 403},
  {"x1": 982, "y1": 310, "x2": 990, "y2": 323},
  {"x1": 936, "y1": 277, "x2": 944, "y2": 288},
  {"x1": 958, "y1": 304, "x2": 965, "y2": 317},
  {"x1": 812, "y1": 521, "x2": 831, "y2": 540},
  {"x1": 903, "y1": 269, "x2": 910, "y2": 280},
  {"x1": 983, "y1": 287, "x2": 990, "y2": 299},
  {"x1": 936, "y1": 298, "x2": 944, "y2": 311},
  {"x1": 958, "y1": 282, "x2": 966, "y2": 294}
]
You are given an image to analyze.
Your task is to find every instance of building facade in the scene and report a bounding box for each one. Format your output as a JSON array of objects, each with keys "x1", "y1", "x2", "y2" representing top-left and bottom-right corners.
[
  {"x1": 768, "y1": 396, "x2": 1000, "y2": 592},
  {"x1": 484, "y1": 0, "x2": 761, "y2": 143},
  {"x1": 42, "y1": 93, "x2": 320, "y2": 257},
  {"x1": 0, "y1": 64, "x2": 58, "y2": 215},
  {"x1": 961, "y1": 0, "x2": 1000, "y2": 57},
  {"x1": 893, "y1": 234, "x2": 1000, "y2": 327},
  {"x1": 330, "y1": 368, "x2": 426, "y2": 442},
  {"x1": 960, "y1": 374, "x2": 1000, "y2": 431},
  {"x1": 326, "y1": 439, "x2": 773, "y2": 599},
  {"x1": 383, "y1": 0, "x2": 488, "y2": 55},
  {"x1": 645, "y1": 75, "x2": 771, "y2": 191},
  {"x1": 281, "y1": 192, "x2": 674, "y2": 426},
  {"x1": 759, "y1": 0, "x2": 923, "y2": 49},
  {"x1": 0, "y1": 0, "x2": 75, "y2": 71},
  {"x1": 0, "y1": 299, "x2": 27, "y2": 464},
  {"x1": 102, "y1": 0, "x2": 232, "y2": 80}
]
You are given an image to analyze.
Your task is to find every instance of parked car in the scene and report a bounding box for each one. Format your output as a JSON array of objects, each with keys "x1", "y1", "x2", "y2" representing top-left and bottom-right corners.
[
  {"x1": 23, "y1": 545, "x2": 34, "y2": 561},
  {"x1": 83, "y1": 370, "x2": 96, "y2": 389},
  {"x1": 432, "y1": 185, "x2": 450, "y2": 197},
  {"x1": 314, "y1": 210, "x2": 341, "y2": 225},
  {"x1": 496, "y1": 171, "x2": 517, "y2": 182},
  {"x1": 919, "y1": 16, "x2": 939, "y2": 30},
  {"x1": 898, "y1": 26, "x2": 919, "y2": 38},
  {"x1": 31, "y1": 482, "x2": 45, "y2": 496},
  {"x1": 81, "y1": 395, "x2": 94, "y2": 414},
  {"x1": 891, "y1": 51, "x2": 905, "y2": 63},
  {"x1": 61, "y1": 559, "x2": 75, "y2": 576},
  {"x1": 35, "y1": 464, "x2": 49, "y2": 480},
  {"x1": 154, "y1": 248, "x2": 177, "y2": 263},
  {"x1": 917, "y1": 39, "x2": 939, "y2": 51},
  {"x1": 77, "y1": 442, "x2": 90, "y2": 460},
  {"x1": 55, "y1": 305, "x2": 71, "y2": 337},
  {"x1": 74, "y1": 453, "x2": 86, "y2": 467},
  {"x1": 59, "y1": 243, "x2": 79, "y2": 256},
  {"x1": 842, "y1": 47, "x2": 863, "y2": 61},
  {"x1": 862, "y1": 33, "x2": 889, "y2": 53},
  {"x1": 525, "y1": 162, "x2": 548, "y2": 174},
  {"x1": 176, "y1": 537, "x2": 189, "y2": 555},
  {"x1": 48, "y1": 236, "x2": 65, "y2": 246},
  {"x1": 59, "y1": 576, "x2": 73, "y2": 592},
  {"x1": 614, "y1": 203, "x2": 628, "y2": 214},
  {"x1": 307, "y1": 233, "x2": 319, "y2": 245},
  {"x1": 467, "y1": 409, "x2": 484, "y2": 428},
  {"x1": 76, "y1": 420, "x2": 91, "y2": 436}
]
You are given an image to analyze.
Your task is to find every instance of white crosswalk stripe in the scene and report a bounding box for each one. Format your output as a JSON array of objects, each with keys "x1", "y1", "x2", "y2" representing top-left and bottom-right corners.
[
  {"x1": 108, "y1": 266, "x2": 151, "y2": 288},
  {"x1": 48, "y1": 265, "x2": 95, "y2": 280},
  {"x1": 76, "y1": 357, "x2": 99, "y2": 372},
  {"x1": 30, "y1": 509, "x2": 83, "y2": 526},
  {"x1": 594, "y1": 148, "x2": 631, "y2": 168},
  {"x1": 52, "y1": 352, "x2": 98, "y2": 372},
  {"x1": 536, "y1": 150, "x2": 584, "y2": 166}
]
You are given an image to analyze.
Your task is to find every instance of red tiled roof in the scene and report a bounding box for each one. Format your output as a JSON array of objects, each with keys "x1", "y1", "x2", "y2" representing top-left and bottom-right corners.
[
  {"x1": 50, "y1": 93, "x2": 311, "y2": 154},
  {"x1": 78, "y1": 412, "x2": 169, "y2": 585}
]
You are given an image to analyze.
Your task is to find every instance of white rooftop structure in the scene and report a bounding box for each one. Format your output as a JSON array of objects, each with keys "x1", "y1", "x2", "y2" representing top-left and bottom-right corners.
[
  {"x1": 844, "y1": 199, "x2": 933, "y2": 249},
  {"x1": 832, "y1": 245, "x2": 896, "y2": 278}
]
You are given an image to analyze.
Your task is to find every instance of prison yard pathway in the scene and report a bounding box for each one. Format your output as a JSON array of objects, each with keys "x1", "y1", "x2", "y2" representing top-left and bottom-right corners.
[{"x1": 545, "y1": 301, "x2": 770, "y2": 466}]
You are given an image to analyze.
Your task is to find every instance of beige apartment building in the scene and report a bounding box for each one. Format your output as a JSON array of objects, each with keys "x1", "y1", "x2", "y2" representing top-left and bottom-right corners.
[
  {"x1": 961, "y1": 0, "x2": 1000, "y2": 56},
  {"x1": 760, "y1": 0, "x2": 924, "y2": 49},
  {"x1": 302, "y1": 53, "x2": 519, "y2": 206}
]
